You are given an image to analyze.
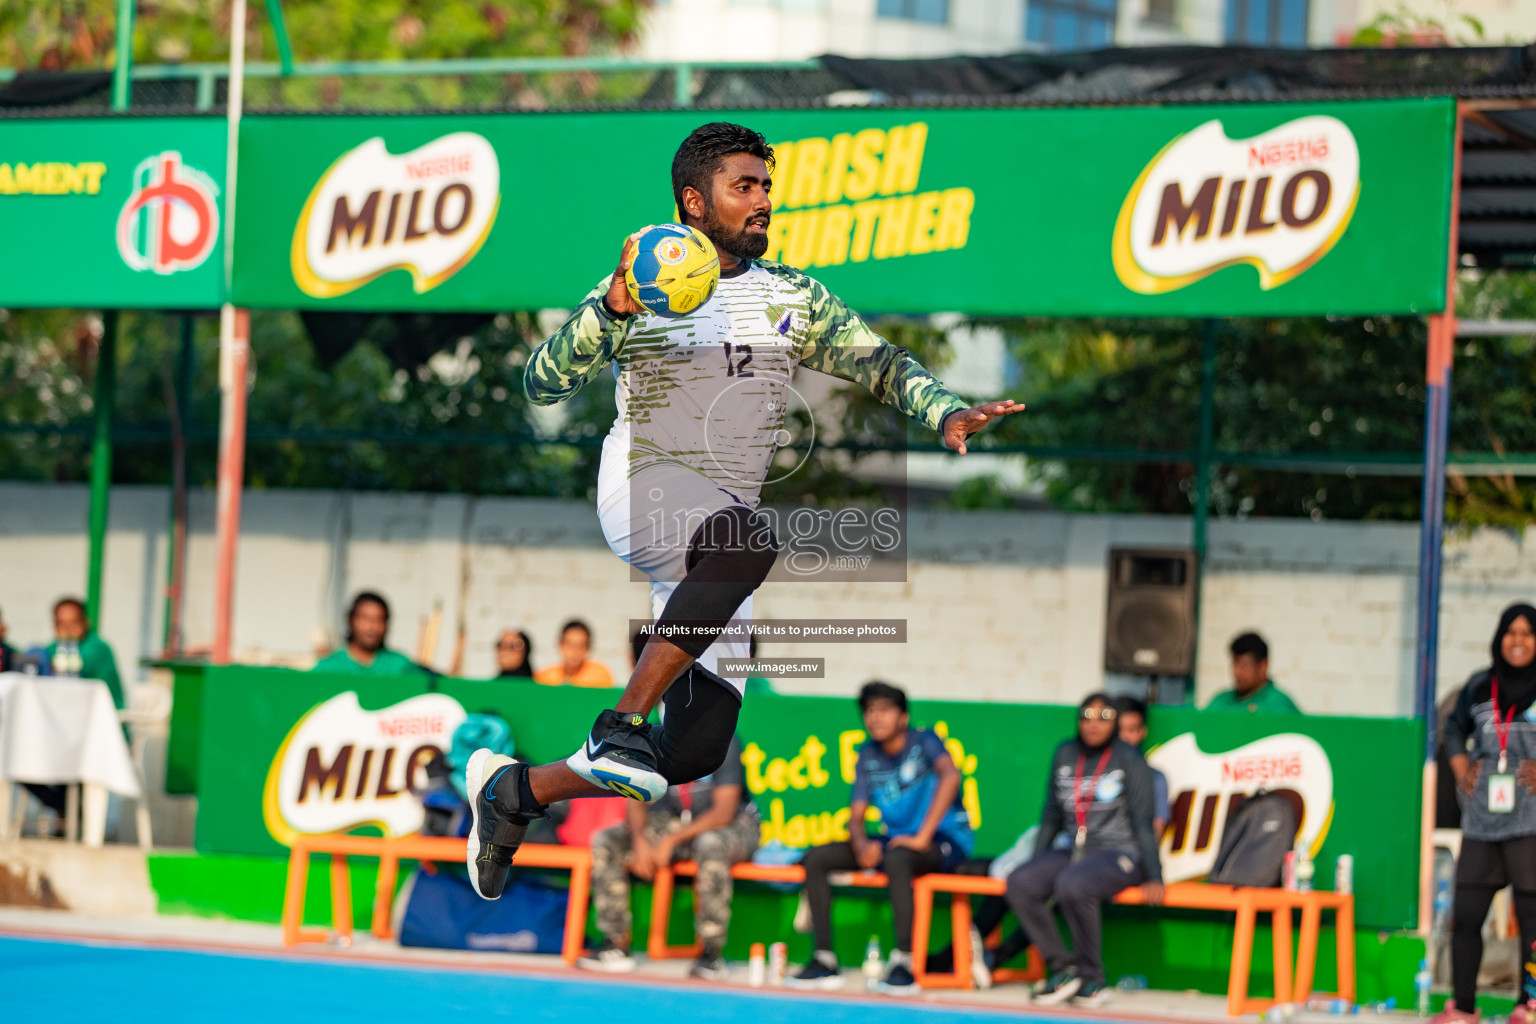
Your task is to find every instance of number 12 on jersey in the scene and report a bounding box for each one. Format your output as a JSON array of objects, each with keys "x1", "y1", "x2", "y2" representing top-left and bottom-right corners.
[{"x1": 724, "y1": 342, "x2": 754, "y2": 378}]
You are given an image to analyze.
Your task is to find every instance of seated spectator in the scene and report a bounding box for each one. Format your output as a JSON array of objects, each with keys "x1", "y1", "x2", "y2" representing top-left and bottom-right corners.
[
  {"x1": 534, "y1": 619, "x2": 614, "y2": 688},
  {"x1": 1005, "y1": 693, "x2": 1163, "y2": 1007},
  {"x1": 578, "y1": 732, "x2": 760, "y2": 980},
  {"x1": 787, "y1": 681, "x2": 972, "y2": 995},
  {"x1": 46, "y1": 597, "x2": 124, "y2": 708},
  {"x1": 1115, "y1": 696, "x2": 1170, "y2": 837},
  {"x1": 1205, "y1": 632, "x2": 1301, "y2": 713},
  {"x1": 0, "y1": 605, "x2": 15, "y2": 673},
  {"x1": 312, "y1": 592, "x2": 426, "y2": 677},
  {"x1": 494, "y1": 629, "x2": 535, "y2": 679}
]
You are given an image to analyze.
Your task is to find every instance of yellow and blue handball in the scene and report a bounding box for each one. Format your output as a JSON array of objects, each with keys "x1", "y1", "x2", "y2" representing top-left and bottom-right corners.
[{"x1": 625, "y1": 223, "x2": 720, "y2": 319}]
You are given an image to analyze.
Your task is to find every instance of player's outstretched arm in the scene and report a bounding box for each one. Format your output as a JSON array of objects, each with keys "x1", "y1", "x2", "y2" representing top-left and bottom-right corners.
[
  {"x1": 522, "y1": 231, "x2": 648, "y2": 406},
  {"x1": 796, "y1": 275, "x2": 1023, "y2": 447}
]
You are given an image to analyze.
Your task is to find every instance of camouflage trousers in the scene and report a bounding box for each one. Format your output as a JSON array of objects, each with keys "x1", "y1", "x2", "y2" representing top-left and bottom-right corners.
[{"x1": 590, "y1": 811, "x2": 760, "y2": 948}]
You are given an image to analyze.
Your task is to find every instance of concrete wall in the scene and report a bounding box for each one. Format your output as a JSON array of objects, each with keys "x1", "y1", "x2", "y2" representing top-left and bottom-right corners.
[{"x1": 1, "y1": 481, "x2": 1532, "y2": 716}]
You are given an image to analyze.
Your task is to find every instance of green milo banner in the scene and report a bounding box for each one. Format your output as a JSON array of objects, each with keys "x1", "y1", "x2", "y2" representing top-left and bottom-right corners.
[
  {"x1": 231, "y1": 98, "x2": 1454, "y2": 317},
  {"x1": 0, "y1": 117, "x2": 226, "y2": 308},
  {"x1": 189, "y1": 666, "x2": 1423, "y2": 930}
]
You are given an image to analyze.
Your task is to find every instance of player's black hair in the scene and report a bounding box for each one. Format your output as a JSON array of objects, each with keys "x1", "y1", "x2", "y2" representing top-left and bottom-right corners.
[
  {"x1": 672, "y1": 123, "x2": 775, "y2": 215},
  {"x1": 858, "y1": 679, "x2": 908, "y2": 715},
  {"x1": 348, "y1": 591, "x2": 390, "y2": 622},
  {"x1": 1230, "y1": 632, "x2": 1269, "y2": 662},
  {"x1": 561, "y1": 619, "x2": 592, "y2": 642},
  {"x1": 1115, "y1": 695, "x2": 1149, "y2": 723},
  {"x1": 53, "y1": 596, "x2": 87, "y2": 620},
  {"x1": 1079, "y1": 691, "x2": 1115, "y2": 711}
]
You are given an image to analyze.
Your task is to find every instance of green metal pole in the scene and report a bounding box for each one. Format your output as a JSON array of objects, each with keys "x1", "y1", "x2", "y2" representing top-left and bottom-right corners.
[
  {"x1": 1189, "y1": 319, "x2": 1219, "y2": 703},
  {"x1": 86, "y1": 312, "x2": 120, "y2": 626},
  {"x1": 162, "y1": 316, "x2": 195, "y2": 653},
  {"x1": 112, "y1": 0, "x2": 134, "y2": 110},
  {"x1": 673, "y1": 63, "x2": 693, "y2": 107},
  {"x1": 264, "y1": 0, "x2": 295, "y2": 75}
]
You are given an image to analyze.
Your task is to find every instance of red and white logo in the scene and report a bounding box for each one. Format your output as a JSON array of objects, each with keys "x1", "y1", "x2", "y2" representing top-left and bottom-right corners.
[{"x1": 117, "y1": 151, "x2": 220, "y2": 275}]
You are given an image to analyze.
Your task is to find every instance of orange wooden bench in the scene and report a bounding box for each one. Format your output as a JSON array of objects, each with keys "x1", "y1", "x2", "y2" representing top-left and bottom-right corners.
[
  {"x1": 910, "y1": 874, "x2": 1355, "y2": 1016},
  {"x1": 281, "y1": 835, "x2": 593, "y2": 964},
  {"x1": 647, "y1": 862, "x2": 889, "y2": 960}
]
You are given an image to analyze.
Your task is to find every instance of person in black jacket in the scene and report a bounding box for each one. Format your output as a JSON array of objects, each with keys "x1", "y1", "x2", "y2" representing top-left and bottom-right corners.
[
  {"x1": 1004, "y1": 692, "x2": 1164, "y2": 1007},
  {"x1": 1435, "y1": 603, "x2": 1536, "y2": 1024}
]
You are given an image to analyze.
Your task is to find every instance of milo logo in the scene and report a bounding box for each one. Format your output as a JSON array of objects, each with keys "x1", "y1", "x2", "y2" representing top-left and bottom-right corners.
[{"x1": 1112, "y1": 116, "x2": 1360, "y2": 294}]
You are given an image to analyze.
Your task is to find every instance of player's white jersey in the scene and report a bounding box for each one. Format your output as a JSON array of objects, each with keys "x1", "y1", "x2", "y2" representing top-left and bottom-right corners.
[{"x1": 526, "y1": 257, "x2": 966, "y2": 510}]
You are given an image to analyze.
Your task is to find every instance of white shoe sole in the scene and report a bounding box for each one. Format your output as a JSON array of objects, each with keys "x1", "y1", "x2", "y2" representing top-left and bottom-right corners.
[
  {"x1": 576, "y1": 956, "x2": 639, "y2": 973},
  {"x1": 566, "y1": 744, "x2": 667, "y2": 803},
  {"x1": 1075, "y1": 990, "x2": 1111, "y2": 1008},
  {"x1": 783, "y1": 975, "x2": 846, "y2": 991},
  {"x1": 879, "y1": 982, "x2": 919, "y2": 997},
  {"x1": 1034, "y1": 978, "x2": 1083, "y2": 1005}
]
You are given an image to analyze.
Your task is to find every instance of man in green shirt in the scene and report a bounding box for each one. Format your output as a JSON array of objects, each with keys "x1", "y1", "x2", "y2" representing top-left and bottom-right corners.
[
  {"x1": 1205, "y1": 632, "x2": 1301, "y2": 714},
  {"x1": 46, "y1": 597, "x2": 124, "y2": 708},
  {"x1": 312, "y1": 592, "x2": 426, "y2": 677}
]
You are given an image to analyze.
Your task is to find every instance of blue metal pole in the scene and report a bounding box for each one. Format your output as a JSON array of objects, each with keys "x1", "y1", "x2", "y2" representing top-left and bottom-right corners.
[{"x1": 1414, "y1": 99, "x2": 1462, "y2": 937}]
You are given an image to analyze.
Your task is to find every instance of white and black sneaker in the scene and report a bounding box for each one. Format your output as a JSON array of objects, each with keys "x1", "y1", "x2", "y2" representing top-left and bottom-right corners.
[
  {"x1": 688, "y1": 946, "x2": 730, "y2": 981},
  {"x1": 577, "y1": 940, "x2": 638, "y2": 973},
  {"x1": 967, "y1": 925, "x2": 993, "y2": 990},
  {"x1": 465, "y1": 751, "x2": 546, "y2": 901},
  {"x1": 879, "y1": 958, "x2": 918, "y2": 996},
  {"x1": 566, "y1": 709, "x2": 667, "y2": 803},
  {"x1": 785, "y1": 951, "x2": 845, "y2": 990},
  {"x1": 1034, "y1": 967, "x2": 1083, "y2": 1005},
  {"x1": 1073, "y1": 978, "x2": 1111, "y2": 1007}
]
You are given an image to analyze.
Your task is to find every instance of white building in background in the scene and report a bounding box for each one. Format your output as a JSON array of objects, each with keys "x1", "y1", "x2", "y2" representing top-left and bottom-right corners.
[{"x1": 637, "y1": 0, "x2": 1533, "y2": 62}]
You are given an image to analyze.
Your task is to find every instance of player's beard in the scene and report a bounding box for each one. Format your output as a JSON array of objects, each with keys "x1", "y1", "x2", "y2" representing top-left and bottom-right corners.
[{"x1": 700, "y1": 199, "x2": 770, "y2": 260}]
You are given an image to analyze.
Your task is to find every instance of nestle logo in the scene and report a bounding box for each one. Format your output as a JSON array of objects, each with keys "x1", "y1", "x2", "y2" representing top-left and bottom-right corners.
[{"x1": 1220, "y1": 754, "x2": 1303, "y2": 785}]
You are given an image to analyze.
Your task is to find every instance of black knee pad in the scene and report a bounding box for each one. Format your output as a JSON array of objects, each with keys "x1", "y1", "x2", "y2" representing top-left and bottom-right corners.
[
  {"x1": 656, "y1": 506, "x2": 779, "y2": 658},
  {"x1": 685, "y1": 504, "x2": 780, "y2": 578},
  {"x1": 652, "y1": 665, "x2": 741, "y2": 784}
]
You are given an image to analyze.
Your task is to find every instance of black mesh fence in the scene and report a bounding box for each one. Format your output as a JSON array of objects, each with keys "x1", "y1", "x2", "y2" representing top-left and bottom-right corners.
[{"x1": 3, "y1": 44, "x2": 1532, "y2": 118}]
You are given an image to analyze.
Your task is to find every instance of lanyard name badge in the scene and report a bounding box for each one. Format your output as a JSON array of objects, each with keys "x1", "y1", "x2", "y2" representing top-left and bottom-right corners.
[
  {"x1": 1072, "y1": 749, "x2": 1113, "y2": 862},
  {"x1": 1489, "y1": 677, "x2": 1518, "y2": 814}
]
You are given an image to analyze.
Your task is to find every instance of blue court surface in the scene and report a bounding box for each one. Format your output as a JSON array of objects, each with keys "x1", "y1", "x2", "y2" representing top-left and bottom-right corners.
[{"x1": 0, "y1": 934, "x2": 1067, "y2": 1024}]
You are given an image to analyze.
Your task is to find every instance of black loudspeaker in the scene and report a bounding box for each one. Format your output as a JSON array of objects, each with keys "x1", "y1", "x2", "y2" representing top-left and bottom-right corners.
[{"x1": 1104, "y1": 548, "x2": 1197, "y2": 676}]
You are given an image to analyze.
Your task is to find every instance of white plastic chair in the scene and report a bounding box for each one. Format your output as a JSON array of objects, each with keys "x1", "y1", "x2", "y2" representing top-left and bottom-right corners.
[{"x1": 117, "y1": 684, "x2": 172, "y2": 851}]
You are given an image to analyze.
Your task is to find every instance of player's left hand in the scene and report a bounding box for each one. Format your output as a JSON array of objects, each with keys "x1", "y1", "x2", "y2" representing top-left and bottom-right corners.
[
  {"x1": 887, "y1": 834, "x2": 932, "y2": 853},
  {"x1": 942, "y1": 400, "x2": 1025, "y2": 456},
  {"x1": 1518, "y1": 759, "x2": 1536, "y2": 795}
]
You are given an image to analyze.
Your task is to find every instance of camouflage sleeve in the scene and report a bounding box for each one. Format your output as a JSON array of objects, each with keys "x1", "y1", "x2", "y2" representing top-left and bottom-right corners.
[
  {"x1": 523, "y1": 278, "x2": 631, "y2": 406},
  {"x1": 796, "y1": 276, "x2": 968, "y2": 434}
]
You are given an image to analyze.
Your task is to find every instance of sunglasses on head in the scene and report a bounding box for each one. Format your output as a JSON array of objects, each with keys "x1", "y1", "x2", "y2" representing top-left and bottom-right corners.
[{"x1": 1080, "y1": 707, "x2": 1118, "y2": 721}]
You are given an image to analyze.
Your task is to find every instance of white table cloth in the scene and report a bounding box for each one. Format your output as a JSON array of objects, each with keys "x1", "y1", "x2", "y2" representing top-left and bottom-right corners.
[{"x1": 0, "y1": 672, "x2": 141, "y2": 846}]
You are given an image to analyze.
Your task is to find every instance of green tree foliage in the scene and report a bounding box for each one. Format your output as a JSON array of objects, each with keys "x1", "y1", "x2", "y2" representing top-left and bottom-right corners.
[
  {"x1": 2, "y1": 0, "x2": 650, "y2": 70},
  {"x1": 972, "y1": 270, "x2": 1536, "y2": 526}
]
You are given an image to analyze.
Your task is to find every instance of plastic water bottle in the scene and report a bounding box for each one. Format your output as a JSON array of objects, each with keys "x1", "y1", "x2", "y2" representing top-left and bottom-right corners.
[
  {"x1": 1305, "y1": 997, "x2": 1354, "y2": 1014},
  {"x1": 1415, "y1": 958, "x2": 1434, "y2": 1017},
  {"x1": 1264, "y1": 1003, "x2": 1296, "y2": 1021},
  {"x1": 1433, "y1": 881, "x2": 1452, "y2": 934},
  {"x1": 862, "y1": 935, "x2": 883, "y2": 991},
  {"x1": 747, "y1": 943, "x2": 766, "y2": 987},
  {"x1": 54, "y1": 640, "x2": 82, "y2": 677},
  {"x1": 1116, "y1": 975, "x2": 1149, "y2": 991},
  {"x1": 1295, "y1": 843, "x2": 1315, "y2": 894}
]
